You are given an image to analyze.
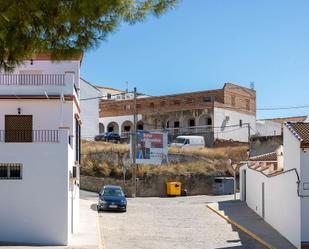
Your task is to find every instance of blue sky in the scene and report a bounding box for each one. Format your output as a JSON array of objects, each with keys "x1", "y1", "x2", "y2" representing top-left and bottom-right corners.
[{"x1": 80, "y1": 0, "x2": 309, "y2": 119}]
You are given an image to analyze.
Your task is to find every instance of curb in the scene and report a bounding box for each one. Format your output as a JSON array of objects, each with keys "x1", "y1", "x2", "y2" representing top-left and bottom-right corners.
[
  {"x1": 207, "y1": 204, "x2": 275, "y2": 249},
  {"x1": 96, "y1": 209, "x2": 104, "y2": 249}
]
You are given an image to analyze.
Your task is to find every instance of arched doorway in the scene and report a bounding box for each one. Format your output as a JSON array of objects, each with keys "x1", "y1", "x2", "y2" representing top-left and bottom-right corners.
[
  {"x1": 121, "y1": 121, "x2": 133, "y2": 133},
  {"x1": 107, "y1": 122, "x2": 119, "y2": 133},
  {"x1": 137, "y1": 121, "x2": 144, "y2": 131}
]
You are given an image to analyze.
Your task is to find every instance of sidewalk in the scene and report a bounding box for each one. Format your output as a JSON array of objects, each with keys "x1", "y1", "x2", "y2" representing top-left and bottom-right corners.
[
  {"x1": 70, "y1": 190, "x2": 99, "y2": 249},
  {"x1": 207, "y1": 200, "x2": 295, "y2": 249}
]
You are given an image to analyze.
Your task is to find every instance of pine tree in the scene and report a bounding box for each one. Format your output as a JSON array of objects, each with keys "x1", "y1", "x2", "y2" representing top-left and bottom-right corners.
[{"x1": 0, "y1": 0, "x2": 178, "y2": 71}]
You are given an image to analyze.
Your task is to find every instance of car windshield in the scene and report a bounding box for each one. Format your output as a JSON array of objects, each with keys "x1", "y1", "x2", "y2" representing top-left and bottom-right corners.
[
  {"x1": 102, "y1": 188, "x2": 124, "y2": 197},
  {"x1": 176, "y1": 138, "x2": 189, "y2": 144}
]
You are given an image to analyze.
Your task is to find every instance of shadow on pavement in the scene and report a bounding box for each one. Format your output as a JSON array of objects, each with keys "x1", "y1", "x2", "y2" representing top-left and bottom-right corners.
[{"x1": 214, "y1": 200, "x2": 295, "y2": 249}]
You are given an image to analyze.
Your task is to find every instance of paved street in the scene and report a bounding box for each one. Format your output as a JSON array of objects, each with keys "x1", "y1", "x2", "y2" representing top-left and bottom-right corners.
[{"x1": 98, "y1": 195, "x2": 263, "y2": 249}]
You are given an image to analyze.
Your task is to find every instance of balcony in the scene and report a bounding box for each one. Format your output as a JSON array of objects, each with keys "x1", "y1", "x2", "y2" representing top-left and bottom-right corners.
[
  {"x1": 0, "y1": 130, "x2": 60, "y2": 143},
  {"x1": 0, "y1": 73, "x2": 76, "y2": 96},
  {"x1": 0, "y1": 74, "x2": 65, "y2": 86}
]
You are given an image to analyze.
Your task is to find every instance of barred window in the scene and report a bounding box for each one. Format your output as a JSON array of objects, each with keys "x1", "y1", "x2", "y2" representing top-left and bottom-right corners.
[{"x1": 0, "y1": 163, "x2": 22, "y2": 180}]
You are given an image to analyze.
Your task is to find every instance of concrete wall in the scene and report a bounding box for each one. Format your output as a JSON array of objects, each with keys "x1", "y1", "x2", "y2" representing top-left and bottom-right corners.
[
  {"x1": 80, "y1": 79, "x2": 100, "y2": 139},
  {"x1": 240, "y1": 166, "x2": 301, "y2": 247},
  {"x1": 81, "y1": 174, "x2": 220, "y2": 197},
  {"x1": 0, "y1": 130, "x2": 77, "y2": 245},
  {"x1": 213, "y1": 107, "x2": 256, "y2": 142}
]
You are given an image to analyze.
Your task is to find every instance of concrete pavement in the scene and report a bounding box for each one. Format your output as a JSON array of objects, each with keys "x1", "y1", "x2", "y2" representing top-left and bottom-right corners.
[{"x1": 98, "y1": 194, "x2": 263, "y2": 249}]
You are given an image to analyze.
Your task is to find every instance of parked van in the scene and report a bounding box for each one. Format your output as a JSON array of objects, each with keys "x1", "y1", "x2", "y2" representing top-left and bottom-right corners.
[{"x1": 171, "y1": 136, "x2": 205, "y2": 148}]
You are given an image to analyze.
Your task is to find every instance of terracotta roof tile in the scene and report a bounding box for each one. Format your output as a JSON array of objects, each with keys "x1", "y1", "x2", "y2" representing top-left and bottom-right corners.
[
  {"x1": 249, "y1": 152, "x2": 277, "y2": 162},
  {"x1": 285, "y1": 122, "x2": 309, "y2": 144}
]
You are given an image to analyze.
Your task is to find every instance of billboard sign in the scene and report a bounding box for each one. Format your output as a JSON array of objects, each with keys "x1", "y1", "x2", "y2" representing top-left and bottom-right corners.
[{"x1": 130, "y1": 131, "x2": 168, "y2": 165}]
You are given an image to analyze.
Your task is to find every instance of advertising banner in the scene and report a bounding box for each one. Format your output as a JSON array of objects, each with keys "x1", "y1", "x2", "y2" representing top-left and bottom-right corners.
[{"x1": 130, "y1": 131, "x2": 168, "y2": 165}]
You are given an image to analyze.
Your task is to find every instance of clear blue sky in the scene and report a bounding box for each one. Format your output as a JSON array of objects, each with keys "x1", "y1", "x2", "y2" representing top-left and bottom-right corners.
[{"x1": 80, "y1": 0, "x2": 309, "y2": 119}]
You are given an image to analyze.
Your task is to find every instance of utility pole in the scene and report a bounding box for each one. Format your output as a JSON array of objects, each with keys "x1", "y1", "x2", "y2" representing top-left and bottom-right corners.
[{"x1": 132, "y1": 87, "x2": 137, "y2": 197}]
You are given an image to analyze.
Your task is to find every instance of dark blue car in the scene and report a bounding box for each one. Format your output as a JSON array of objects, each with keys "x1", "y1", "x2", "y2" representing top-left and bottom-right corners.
[
  {"x1": 94, "y1": 132, "x2": 121, "y2": 143},
  {"x1": 98, "y1": 185, "x2": 127, "y2": 212}
]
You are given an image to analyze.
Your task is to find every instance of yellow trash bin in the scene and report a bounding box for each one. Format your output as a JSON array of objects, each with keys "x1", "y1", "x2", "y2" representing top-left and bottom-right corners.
[{"x1": 166, "y1": 182, "x2": 181, "y2": 196}]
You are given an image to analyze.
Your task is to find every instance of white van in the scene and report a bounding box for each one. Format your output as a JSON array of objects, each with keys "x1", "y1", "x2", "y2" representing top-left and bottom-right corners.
[{"x1": 171, "y1": 136, "x2": 205, "y2": 148}]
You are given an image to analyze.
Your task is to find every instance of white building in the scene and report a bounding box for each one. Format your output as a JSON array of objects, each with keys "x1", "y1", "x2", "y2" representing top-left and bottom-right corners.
[
  {"x1": 240, "y1": 122, "x2": 309, "y2": 248},
  {"x1": 0, "y1": 53, "x2": 81, "y2": 245},
  {"x1": 80, "y1": 78, "x2": 101, "y2": 139}
]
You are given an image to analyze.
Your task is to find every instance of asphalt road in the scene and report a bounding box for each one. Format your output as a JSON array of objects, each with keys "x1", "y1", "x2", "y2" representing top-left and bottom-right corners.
[{"x1": 98, "y1": 194, "x2": 263, "y2": 249}]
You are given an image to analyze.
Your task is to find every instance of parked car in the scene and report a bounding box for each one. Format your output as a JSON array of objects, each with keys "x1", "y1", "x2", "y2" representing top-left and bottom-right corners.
[
  {"x1": 94, "y1": 132, "x2": 121, "y2": 143},
  {"x1": 98, "y1": 185, "x2": 127, "y2": 212},
  {"x1": 170, "y1": 135, "x2": 205, "y2": 148}
]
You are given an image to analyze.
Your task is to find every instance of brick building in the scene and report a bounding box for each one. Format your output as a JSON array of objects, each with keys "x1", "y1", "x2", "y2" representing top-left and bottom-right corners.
[{"x1": 99, "y1": 83, "x2": 256, "y2": 145}]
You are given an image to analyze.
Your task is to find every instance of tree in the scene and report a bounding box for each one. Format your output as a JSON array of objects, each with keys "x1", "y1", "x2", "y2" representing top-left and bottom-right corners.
[{"x1": 0, "y1": 0, "x2": 178, "y2": 71}]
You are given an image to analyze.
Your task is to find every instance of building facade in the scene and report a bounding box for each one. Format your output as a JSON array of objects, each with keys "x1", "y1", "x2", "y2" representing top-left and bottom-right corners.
[
  {"x1": 0, "y1": 54, "x2": 81, "y2": 245},
  {"x1": 80, "y1": 78, "x2": 101, "y2": 139},
  {"x1": 240, "y1": 122, "x2": 309, "y2": 248},
  {"x1": 99, "y1": 83, "x2": 256, "y2": 144}
]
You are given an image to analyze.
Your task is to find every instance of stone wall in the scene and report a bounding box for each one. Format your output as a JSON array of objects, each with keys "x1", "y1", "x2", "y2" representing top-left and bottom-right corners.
[{"x1": 81, "y1": 174, "x2": 219, "y2": 197}]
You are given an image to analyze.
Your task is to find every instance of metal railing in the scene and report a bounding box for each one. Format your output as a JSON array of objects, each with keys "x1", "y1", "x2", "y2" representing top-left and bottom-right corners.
[
  {"x1": 0, "y1": 74, "x2": 65, "y2": 86},
  {"x1": 0, "y1": 130, "x2": 59, "y2": 143}
]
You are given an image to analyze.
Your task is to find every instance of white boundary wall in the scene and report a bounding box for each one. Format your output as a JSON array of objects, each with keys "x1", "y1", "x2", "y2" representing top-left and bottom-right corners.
[
  {"x1": 240, "y1": 166, "x2": 301, "y2": 247},
  {"x1": 213, "y1": 107, "x2": 256, "y2": 142}
]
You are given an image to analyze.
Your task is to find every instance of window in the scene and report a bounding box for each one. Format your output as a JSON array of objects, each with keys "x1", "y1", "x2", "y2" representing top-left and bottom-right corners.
[
  {"x1": 124, "y1": 126, "x2": 131, "y2": 132},
  {"x1": 203, "y1": 96, "x2": 212, "y2": 102},
  {"x1": 137, "y1": 104, "x2": 142, "y2": 109},
  {"x1": 207, "y1": 118, "x2": 212, "y2": 126},
  {"x1": 107, "y1": 93, "x2": 112, "y2": 99},
  {"x1": 75, "y1": 117, "x2": 81, "y2": 164},
  {"x1": 149, "y1": 102, "x2": 155, "y2": 108},
  {"x1": 174, "y1": 121, "x2": 180, "y2": 128},
  {"x1": 231, "y1": 96, "x2": 236, "y2": 106},
  {"x1": 137, "y1": 123, "x2": 144, "y2": 130},
  {"x1": 186, "y1": 98, "x2": 193, "y2": 104},
  {"x1": 174, "y1": 100, "x2": 181, "y2": 105},
  {"x1": 246, "y1": 99, "x2": 250, "y2": 110},
  {"x1": 166, "y1": 121, "x2": 170, "y2": 128},
  {"x1": 239, "y1": 119, "x2": 243, "y2": 127},
  {"x1": 0, "y1": 164, "x2": 22, "y2": 180},
  {"x1": 5, "y1": 115, "x2": 33, "y2": 142},
  {"x1": 189, "y1": 119, "x2": 195, "y2": 127},
  {"x1": 124, "y1": 104, "x2": 131, "y2": 110}
]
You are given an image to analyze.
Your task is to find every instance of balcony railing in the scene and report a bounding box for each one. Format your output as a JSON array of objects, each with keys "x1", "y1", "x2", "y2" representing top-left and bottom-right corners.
[
  {"x1": 0, "y1": 130, "x2": 59, "y2": 143},
  {"x1": 0, "y1": 74, "x2": 65, "y2": 86}
]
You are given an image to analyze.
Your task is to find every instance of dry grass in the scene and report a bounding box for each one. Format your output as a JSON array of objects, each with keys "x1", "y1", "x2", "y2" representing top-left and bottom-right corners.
[
  {"x1": 82, "y1": 140, "x2": 248, "y2": 162},
  {"x1": 81, "y1": 140, "x2": 129, "y2": 155},
  {"x1": 81, "y1": 141, "x2": 247, "y2": 178}
]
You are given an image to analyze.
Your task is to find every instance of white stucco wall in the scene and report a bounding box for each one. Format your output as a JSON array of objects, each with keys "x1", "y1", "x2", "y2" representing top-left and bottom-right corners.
[
  {"x1": 0, "y1": 60, "x2": 80, "y2": 97},
  {"x1": 80, "y1": 79, "x2": 100, "y2": 139},
  {"x1": 283, "y1": 126, "x2": 301, "y2": 172},
  {"x1": 240, "y1": 166, "x2": 301, "y2": 247},
  {"x1": 0, "y1": 100, "x2": 75, "y2": 135},
  {"x1": 0, "y1": 130, "x2": 76, "y2": 245},
  {"x1": 255, "y1": 120, "x2": 282, "y2": 136},
  {"x1": 300, "y1": 149, "x2": 309, "y2": 242},
  {"x1": 213, "y1": 107, "x2": 256, "y2": 142}
]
